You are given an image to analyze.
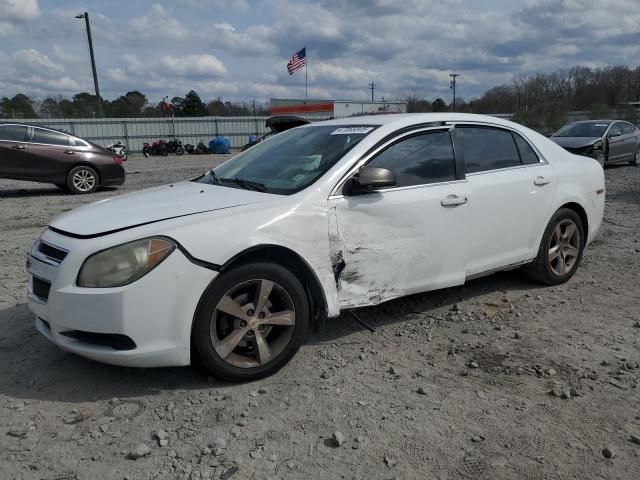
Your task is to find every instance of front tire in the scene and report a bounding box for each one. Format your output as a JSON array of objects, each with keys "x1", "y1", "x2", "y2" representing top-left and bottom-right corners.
[
  {"x1": 526, "y1": 208, "x2": 585, "y2": 285},
  {"x1": 192, "y1": 262, "x2": 310, "y2": 382},
  {"x1": 630, "y1": 148, "x2": 639, "y2": 167},
  {"x1": 66, "y1": 165, "x2": 99, "y2": 194}
]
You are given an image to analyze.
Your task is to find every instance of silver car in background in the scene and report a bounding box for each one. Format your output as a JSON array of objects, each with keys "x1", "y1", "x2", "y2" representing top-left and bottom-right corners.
[{"x1": 550, "y1": 120, "x2": 640, "y2": 167}]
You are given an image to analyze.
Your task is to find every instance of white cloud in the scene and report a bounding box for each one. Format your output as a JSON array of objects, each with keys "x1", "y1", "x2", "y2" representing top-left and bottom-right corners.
[
  {"x1": 13, "y1": 49, "x2": 63, "y2": 75},
  {"x1": 0, "y1": 0, "x2": 40, "y2": 21},
  {"x1": 130, "y1": 3, "x2": 189, "y2": 40},
  {"x1": 160, "y1": 54, "x2": 227, "y2": 76}
]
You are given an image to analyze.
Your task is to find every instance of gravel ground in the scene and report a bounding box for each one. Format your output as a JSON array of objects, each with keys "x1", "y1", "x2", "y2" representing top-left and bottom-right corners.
[{"x1": 0, "y1": 154, "x2": 639, "y2": 480}]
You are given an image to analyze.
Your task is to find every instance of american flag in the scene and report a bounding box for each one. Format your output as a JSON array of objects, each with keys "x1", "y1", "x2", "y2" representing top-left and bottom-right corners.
[{"x1": 287, "y1": 47, "x2": 307, "y2": 75}]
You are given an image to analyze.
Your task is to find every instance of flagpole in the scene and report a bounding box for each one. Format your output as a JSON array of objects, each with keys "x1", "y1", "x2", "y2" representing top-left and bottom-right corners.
[{"x1": 305, "y1": 46, "x2": 308, "y2": 99}]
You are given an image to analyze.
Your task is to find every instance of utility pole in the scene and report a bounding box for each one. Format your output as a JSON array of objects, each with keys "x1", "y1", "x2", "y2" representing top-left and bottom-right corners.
[
  {"x1": 75, "y1": 12, "x2": 103, "y2": 117},
  {"x1": 369, "y1": 82, "x2": 376, "y2": 102},
  {"x1": 449, "y1": 73, "x2": 459, "y2": 111}
]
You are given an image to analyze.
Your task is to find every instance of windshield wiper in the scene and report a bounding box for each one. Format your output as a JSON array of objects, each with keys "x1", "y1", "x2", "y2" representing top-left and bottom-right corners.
[
  {"x1": 207, "y1": 170, "x2": 220, "y2": 184},
  {"x1": 219, "y1": 177, "x2": 267, "y2": 192}
]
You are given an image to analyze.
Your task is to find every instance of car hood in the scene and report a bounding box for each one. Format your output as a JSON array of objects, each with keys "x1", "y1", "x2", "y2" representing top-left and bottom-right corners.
[
  {"x1": 50, "y1": 181, "x2": 278, "y2": 237},
  {"x1": 550, "y1": 136, "x2": 600, "y2": 149}
]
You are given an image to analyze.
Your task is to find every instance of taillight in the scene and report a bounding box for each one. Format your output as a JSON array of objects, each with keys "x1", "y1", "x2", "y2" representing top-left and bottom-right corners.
[{"x1": 113, "y1": 155, "x2": 123, "y2": 165}]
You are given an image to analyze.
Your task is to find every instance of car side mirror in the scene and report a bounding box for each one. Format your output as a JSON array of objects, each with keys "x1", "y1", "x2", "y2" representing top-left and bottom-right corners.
[{"x1": 343, "y1": 166, "x2": 396, "y2": 196}]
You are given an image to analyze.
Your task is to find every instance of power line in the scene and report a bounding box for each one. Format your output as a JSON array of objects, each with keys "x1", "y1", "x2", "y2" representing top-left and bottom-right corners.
[{"x1": 449, "y1": 73, "x2": 459, "y2": 111}]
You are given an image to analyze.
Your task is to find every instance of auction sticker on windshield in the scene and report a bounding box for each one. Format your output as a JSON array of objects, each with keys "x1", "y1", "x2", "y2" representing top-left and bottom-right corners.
[{"x1": 331, "y1": 127, "x2": 375, "y2": 135}]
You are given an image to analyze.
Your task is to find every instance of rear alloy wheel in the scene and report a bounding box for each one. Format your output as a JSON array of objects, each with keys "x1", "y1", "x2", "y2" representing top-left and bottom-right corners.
[
  {"x1": 67, "y1": 166, "x2": 98, "y2": 194},
  {"x1": 193, "y1": 262, "x2": 309, "y2": 381},
  {"x1": 526, "y1": 208, "x2": 585, "y2": 285}
]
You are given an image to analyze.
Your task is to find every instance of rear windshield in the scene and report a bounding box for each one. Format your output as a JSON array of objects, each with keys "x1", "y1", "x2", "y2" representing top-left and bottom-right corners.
[
  {"x1": 553, "y1": 122, "x2": 610, "y2": 137},
  {"x1": 195, "y1": 125, "x2": 377, "y2": 195}
]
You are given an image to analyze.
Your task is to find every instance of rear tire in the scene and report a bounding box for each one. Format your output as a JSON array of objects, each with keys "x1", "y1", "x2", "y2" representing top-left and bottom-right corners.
[
  {"x1": 630, "y1": 148, "x2": 639, "y2": 167},
  {"x1": 526, "y1": 208, "x2": 585, "y2": 285},
  {"x1": 66, "y1": 165, "x2": 99, "y2": 194},
  {"x1": 192, "y1": 262, "x2": 310, "y2": 382}
]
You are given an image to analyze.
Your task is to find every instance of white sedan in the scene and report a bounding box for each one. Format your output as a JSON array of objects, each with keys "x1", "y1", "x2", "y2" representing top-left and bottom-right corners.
[{"x1": 27, "y1": 113, "x2": 605, "y2": 381}]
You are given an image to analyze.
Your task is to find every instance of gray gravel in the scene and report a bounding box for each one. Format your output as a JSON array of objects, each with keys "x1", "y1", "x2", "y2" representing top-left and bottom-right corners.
[{"x1": 1, "y1": 155, "x2": 640, "y2": 479}]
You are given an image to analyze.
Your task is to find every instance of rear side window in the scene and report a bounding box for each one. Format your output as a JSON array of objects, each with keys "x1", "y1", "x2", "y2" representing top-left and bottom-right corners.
[
  {"x1": 33, "y1": 128, "x2": 70, "y2": 146},
  {"x1": 367, "y1": 130, "x2": 456, "y2": 187},
  {"x1": 513, "y1": 133, "x2": 539, "y2": 165},
  {"x1": 456, "y1": 127, "x2": 521, "y2": 173},
  {"x1": 621, "y1": 123, "x2": 635, "y2": 135},
  {"x1": 0, "y1": 125, "x2": 28, "y2": 142}
]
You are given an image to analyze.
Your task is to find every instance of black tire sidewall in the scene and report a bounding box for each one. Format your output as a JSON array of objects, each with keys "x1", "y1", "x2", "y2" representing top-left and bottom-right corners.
[
  {"x1": 534, "y1": 208, "x2": 585, "y2": 284},
  {"x1": 193, "y1": 262, "x2": 310, "y2": 382},
  {"x1": 66, "y1": 166, "x2": 99, "y2": 194}
]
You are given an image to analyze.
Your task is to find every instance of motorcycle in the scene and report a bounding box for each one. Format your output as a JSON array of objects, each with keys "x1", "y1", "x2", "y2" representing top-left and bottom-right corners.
[
  {"x1": 184, "y1": 143, "x2": 195, "y2": 154},
  {"x1": 142, "y1": 140, "x2": 168, "y2": 157},
  {"x1": 194, "y1": 141, "x2": 210, "y2": 154},
  {"x1": 167, "y1": 139, "x2": 185, "y2": 155},
  {"x1": 107, "y1": 141, "x2": 127, "y2": 161}
]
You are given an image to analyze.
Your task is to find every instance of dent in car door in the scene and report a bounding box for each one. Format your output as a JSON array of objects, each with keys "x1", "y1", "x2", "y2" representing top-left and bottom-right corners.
[
  {"x1": 328, "y1": 129, "x2": 470, "y2": 309},
  {"x1": 606, "y1": 123, "x2": 626, "y2": 163}
]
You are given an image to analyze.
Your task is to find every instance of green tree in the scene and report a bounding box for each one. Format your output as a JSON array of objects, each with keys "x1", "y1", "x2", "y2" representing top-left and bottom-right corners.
[
  {"x1": 431, "y1": 98, "x2": 447, "y2": 112},
  {"x1": 0, "y1": 94, "x2": 36, "y2": 118},
  {"x1": 181, "y1": 90, "x2": 208, "y2": 116},
  {"x1": 107, "y1": 91, "x2": 148, "y2": 117}
]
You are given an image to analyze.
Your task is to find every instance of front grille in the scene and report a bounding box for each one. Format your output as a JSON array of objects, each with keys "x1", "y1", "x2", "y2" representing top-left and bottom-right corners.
[
  {"x1": 59, "y1": 330, "x2": 137, "y2": 351},
  {"x1": 32, "y1": 276, "x2": 51, "y2": 301},
  {"x1": 38, "y1": 241, "x2": 67, "y2": 263}
]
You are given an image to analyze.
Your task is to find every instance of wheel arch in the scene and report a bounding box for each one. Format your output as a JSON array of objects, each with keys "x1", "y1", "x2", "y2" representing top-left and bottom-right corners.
[
  {"x1": 558, "y1": 201, "x2": 588, "y2": 239},
  {"x1": 195, "y1": 244, "x2": 328, "y2": 335}
]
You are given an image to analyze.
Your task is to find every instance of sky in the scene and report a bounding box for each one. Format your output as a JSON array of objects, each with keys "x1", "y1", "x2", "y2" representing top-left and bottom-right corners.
[{"x1": 1, "y1": 0, "x2": 640, "y2": 104}]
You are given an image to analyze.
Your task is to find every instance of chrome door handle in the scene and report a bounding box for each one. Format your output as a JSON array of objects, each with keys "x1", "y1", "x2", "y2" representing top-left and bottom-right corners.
[
  {"x1": 441, "y1": 194, "x2": 468, "y2": 207},
  {"x1": 534, "y1": 176, "x2": 551, "y2": 186},
  {"x1": 12, "y1": 145, "x2": 26, "y2": 150},
  {"x1": 64, "y1": 150, "x2": 75, "y2": 155}
]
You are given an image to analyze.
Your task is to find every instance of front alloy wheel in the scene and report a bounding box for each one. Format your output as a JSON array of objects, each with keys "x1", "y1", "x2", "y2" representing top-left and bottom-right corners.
[
  {"x1": 193, "y1": 262, "x2": 309, "y2": 381},
  {"x1": 594, "y1": 151, "x2": 606, "y2": 167}
]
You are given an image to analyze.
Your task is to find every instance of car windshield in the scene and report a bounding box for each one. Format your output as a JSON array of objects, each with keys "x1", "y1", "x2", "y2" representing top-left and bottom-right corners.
[
  {"x1": 194, "y1": 125, "x2": 377, "y2": 195},
  {"x1": 553, "y1": 122, "x2": 610, "y2": 138}
]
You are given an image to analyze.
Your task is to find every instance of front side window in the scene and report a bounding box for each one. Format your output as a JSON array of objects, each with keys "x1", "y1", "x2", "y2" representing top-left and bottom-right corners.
[
  {"x1": 609, "y1": 123, "x2": 623, "y2": 136},
  {"x1": 196, "y1": 125, "x2": 376, "y2": 195},
  {"x1": 32, "y1": 128, "x2": 70, "y2": 146},
  {"x1": 0, "y1": 125, "x2": 28, "y2": 142},
  {"x1": 456, "y1": 127, "x2": 520, "y2": 173},
  {"x1": 366, "y1": 130, "x2": 456, "y2": 187}
]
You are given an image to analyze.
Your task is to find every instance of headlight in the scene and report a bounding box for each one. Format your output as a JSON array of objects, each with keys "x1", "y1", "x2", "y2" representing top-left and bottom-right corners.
[{"x1": 77, "y1": 237, "x2": 176, "y2": 287}]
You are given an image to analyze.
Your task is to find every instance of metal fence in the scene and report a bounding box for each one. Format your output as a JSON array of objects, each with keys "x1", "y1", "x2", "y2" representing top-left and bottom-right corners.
[
  {"x1": 12, "y1": 110, "x2": 638, "y2": 154},
  {"x1": 9, "y1": 116, "x2": 328, "y2": 153}
]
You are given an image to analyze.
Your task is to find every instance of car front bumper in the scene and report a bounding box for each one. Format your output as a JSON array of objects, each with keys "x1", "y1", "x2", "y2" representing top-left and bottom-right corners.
[{"x1": 27, "y1": 229, "x2": 217, "y2": 367}]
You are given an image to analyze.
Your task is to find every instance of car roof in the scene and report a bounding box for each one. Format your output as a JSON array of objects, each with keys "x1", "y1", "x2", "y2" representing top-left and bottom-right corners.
[
  {"x1": 569, "y1": 120, "x2": 615, "y2": 124},
  {"x1": 0, "y1": 122, "x2": 75, "y2": 136},
  {"x1": 305, "y1": 112, "x2": 521, "y2": 127}
]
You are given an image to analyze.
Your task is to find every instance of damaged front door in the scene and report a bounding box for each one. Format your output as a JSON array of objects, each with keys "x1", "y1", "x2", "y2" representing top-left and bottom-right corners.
[{"x1": 328, "y1": 129, "x2": 470, "y2": 309}]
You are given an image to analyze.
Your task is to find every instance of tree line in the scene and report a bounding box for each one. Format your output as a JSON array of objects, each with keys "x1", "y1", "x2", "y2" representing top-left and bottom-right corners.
[
  {"x1": 0, "y1": 90, "x2": 270, "y2": 119},
  {"x1": 3, "y1": 65, "x2": 640, "y2": 128},
  {"x1": 403, "y1": 65, "x2": 640, "y2": 130}
]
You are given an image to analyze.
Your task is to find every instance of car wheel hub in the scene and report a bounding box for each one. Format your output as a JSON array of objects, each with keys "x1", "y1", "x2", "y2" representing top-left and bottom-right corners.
[
  {"x1": 72, "y1": 170, "x2": 96, "y2": 192},
  {"x1": 548, "y1": 219, "x2": 580, "y2": 276},
  {"x1": 210, "y1": 279, "x2": 295, "y2": 369}
]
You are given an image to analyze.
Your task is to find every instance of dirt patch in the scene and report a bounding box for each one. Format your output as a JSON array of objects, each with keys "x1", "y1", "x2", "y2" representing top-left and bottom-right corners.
[{"x1": 1, "y1": 156, "x2": 640, "y2": 479}]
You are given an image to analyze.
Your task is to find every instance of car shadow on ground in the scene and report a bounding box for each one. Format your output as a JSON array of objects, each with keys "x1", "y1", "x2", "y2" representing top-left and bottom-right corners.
[
  {"x1": 0, "y1": 269, "x2": 545, "y2": 403},
  {"x1": 0, "y1": 186, "x2": 120, "y2": 198}
]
